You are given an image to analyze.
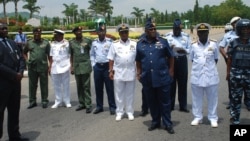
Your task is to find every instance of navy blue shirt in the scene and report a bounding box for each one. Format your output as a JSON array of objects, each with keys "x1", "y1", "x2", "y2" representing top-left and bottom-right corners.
[{"x1": 136, "y1": 35, "x2": 174, "y2": 87}]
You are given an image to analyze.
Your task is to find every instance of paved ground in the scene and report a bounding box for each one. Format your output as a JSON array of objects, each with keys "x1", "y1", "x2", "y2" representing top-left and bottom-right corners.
[{"x1": 1, "y1": 29, "x2": 250, "y2": 141}]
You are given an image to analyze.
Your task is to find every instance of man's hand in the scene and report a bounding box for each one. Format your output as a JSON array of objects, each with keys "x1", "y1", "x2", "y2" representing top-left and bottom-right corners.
[{"x1": 16, "y1": 73, "x2": 23, "y2": 81}]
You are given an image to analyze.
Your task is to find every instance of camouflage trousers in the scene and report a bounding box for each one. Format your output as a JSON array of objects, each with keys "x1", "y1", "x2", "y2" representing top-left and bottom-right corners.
[{"x1": 229, "y1": 67, "x2": 250, "y2": 124}]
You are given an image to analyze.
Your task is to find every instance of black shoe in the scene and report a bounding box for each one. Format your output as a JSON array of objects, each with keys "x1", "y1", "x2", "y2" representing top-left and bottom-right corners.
[
  {"x1": 86, "y1": 108, "x2": 92, "y2": 114},
  {"x1": 93, "y1": 108, "x2": 104, "y2": 114},
  {"x1": 110, "y1": 110, "x2": 116, "y2": 115},
  {"x1": 42, "y1": 103, "x2": 48, "y2": 109},
  {"x1": 179, "y1": 108, "x2": 189, "y2": 113},
  {"x1": 139, "y1": 111, "x2": 148, "y2": 117},
  {"x1": 75, "y1": 106, "x2": 86, "y2": 111},
  {"x1": 247, "y1": 107, "x2": 250, "y2": 111},
  {"x1": 9, "y1": 137, "x2": 29, "y2": 141},
  {"x1": 226, "y1": 105, "x2": 230, "y2": 109},
  {"x1": 148, "y1": 124, "x2": 160, "y2": 131},
  {"x1": 165, "y1": 126, "x2": 175, "y2": 134},
  {"x1": 27, "y1": 103, "x2": 37, "y2": 109}
]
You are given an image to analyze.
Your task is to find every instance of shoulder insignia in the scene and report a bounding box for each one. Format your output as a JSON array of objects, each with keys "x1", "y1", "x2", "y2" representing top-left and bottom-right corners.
[
  {"x1": 210, "y1": 39, "x2": 217, "y2": 42},
  {"x1": 192, "y1": 40, "x2": 197, "y2": 44},
  {"x1": 113, "y1": 40, "x2": 119, "y2": 43},
  {"x1": 130, "y1": 38, "x2": 138, "y2": 42},
  {"x1": 181, "y1": 32, "x2": 189, "y2": 37}
]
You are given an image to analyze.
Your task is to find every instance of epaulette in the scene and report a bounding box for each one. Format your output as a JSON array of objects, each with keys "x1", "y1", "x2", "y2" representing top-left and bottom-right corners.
[
  {"x1": 181, "y1": 32, "x2": 189, "y2": 37},
  {"x1": 210, "y1": 39, "x2": 217, "y2": 42},
  {"x1": 165, "y1": 33, "x2": 172, "y2": 37},
  {"x1": 159, "y1": 36, "x2": 167, "y2": 40},
  {"x1": 113, "y1": 40, "x2": 119, "y2": 43},
  {"x1": 130, "y1": 38, "x2": 138, "y2": 42},
  {"x1": 192, "y1": 40, "x2": 197, "y2": 44},
  {"x1": 93, "y1": 38, "x2": 98, "y2": 42}
]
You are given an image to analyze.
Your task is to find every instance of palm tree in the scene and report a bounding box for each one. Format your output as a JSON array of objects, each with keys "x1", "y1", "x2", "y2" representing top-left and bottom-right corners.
[
  {"x1": 0, "y1": 0, "x2": 11, "y2": 18},
  {"x1": 22, "y1": 0, "x2": 41, "y2": 18},
  {"x1": 11, "y1": 0, "x2": 21, "y2": 25},
  {"x1": 149, "y1": 8, "x2": 160, "y2": 22},
  {"x1": 88, "y1": 0, "x2": 113, "y2": 18},
  {"x1": 62, "y1": 3, "x2": 78, "y2": 24},
  {"x1": 130, "y1": 7, "x2": 145, "y2": 26}
]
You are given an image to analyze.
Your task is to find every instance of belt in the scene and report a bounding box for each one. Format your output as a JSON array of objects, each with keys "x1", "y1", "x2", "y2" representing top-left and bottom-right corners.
[
  {"x1": 175, "y1": 55, "x2": 186, "y2": 59},
  {"x1": 96, "y1": 62, "x2": 109, "y2": 66}
]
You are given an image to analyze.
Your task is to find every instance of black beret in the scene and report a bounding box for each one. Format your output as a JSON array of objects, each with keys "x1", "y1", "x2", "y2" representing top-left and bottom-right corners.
[
  {"x1": 72, "y1": 26, "x2": 82, "y2": 33},
  {"x1": 33, "y1": 27, "x2": 42, "y2": 32}
]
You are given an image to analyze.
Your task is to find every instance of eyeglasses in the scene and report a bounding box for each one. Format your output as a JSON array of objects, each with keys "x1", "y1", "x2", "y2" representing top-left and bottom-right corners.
[{"x1": 148, "y1": 28, "x2": 156, "y2": 31}]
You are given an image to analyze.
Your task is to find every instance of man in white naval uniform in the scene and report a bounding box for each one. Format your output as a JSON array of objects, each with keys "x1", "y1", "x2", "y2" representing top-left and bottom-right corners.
[
  {"x1": 49, "y1": 29, "x2": 71, "y2": 108},
  {"x1": 189, "y1": 23, "x2": 220, "y2": 128},
  {"x1": 107, "y1": 24, "x2": 137, "y2": 121}
]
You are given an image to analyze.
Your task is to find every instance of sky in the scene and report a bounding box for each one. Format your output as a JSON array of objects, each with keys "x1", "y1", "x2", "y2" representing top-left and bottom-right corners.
[{"x1": 4, "y1": 0, "x2": 250, "y2": 18}]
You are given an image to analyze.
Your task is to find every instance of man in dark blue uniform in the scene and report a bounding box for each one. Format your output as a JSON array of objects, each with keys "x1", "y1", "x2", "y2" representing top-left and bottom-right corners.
[
  {"x1": 136, "y1": 18, "x2": 175, "y2": 134},
  {"x1": 0, "y1": 23, "x2": 28, "y2": 141}
]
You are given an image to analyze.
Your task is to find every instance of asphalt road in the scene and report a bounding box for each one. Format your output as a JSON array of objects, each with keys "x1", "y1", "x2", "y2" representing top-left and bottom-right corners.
[{"x1": 1, "y1": 29, "x2": 250, "y2": 141}]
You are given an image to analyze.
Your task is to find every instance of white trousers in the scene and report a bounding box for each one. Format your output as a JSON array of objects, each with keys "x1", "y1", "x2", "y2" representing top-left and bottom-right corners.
[
  {"x1": 51, "y1": 70, "x2": 71, "y2": 105},
  {"x1": 114, "y1": 80, "x2": 135, "y2": 116},
  {"x1": 191, "y1": 84, "x2": 218, "y2": 122}
]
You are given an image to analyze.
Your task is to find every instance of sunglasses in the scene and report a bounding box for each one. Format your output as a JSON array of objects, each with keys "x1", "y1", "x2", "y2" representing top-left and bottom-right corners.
[
  {"x1": 148, "y1": 28, "x2": 156, "y2": 31},
  {"x1": 120, "y1": 31, "x2": 129, "y2": 34}
]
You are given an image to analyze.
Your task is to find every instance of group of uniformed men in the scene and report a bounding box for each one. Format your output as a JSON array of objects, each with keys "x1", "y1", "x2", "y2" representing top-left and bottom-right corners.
[{"x1": 1, "y1": 15, "x2": 250, "y2": 140}]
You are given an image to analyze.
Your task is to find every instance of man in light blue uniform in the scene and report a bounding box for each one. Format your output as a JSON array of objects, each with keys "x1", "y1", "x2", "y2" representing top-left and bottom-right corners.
[
  {"x1": 164, "y1": 19, "x2": 191, "y2": 113},
  {"x1": 219, "y1": 16, "x2": 250, "y2": 110},
  {"x1": 136, "y1": 18, "x2": 175, "y2": 134},
  {"x1": 90, "y1": 25, "x2": 116, "y2": 115}
]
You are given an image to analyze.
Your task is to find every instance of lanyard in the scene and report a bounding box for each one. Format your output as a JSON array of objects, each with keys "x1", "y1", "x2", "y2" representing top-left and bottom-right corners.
[{"x1": 2, "y1": 39, "x2": 14, "y2": 53}]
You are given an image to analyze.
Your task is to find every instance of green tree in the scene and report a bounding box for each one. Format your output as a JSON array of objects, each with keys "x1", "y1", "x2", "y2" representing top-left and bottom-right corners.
[
  {"x1": 62, "y1": 3, "x2": 78, "y2": 24},
  {"x1": 130, "y1": 7, "x2": 145, "y2": 26},
  {"x1": 52, "y1": 16, "x2": 60, "y2": 25},
  {"x1": 149, "y1": 8, "x2": 160, "y2": 22},
  {"x1": 11, "y1": 0, "x2": 21, "y2": 24},
  {"x1": 193, "y1": 0, "x2": 199, "y2": 23},
  {"x1": 88, "y1": 0, "x2": 113, "y2": 17},
  {"x1": 22, "y1": 0, "x2": 41, "y2": 18},
  {"x1": 0, "y1": 0, "x2": 11, "y2": 18}
]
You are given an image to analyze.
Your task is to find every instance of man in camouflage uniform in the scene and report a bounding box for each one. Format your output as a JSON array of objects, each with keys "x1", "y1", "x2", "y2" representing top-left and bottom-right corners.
[
  {"x1": 23, "y1": 28, "x2": 50, "y2": 109},
  {"x1": 70, "y1": 26, "x2": 92, "y2": 113},
  {"x1": 227, "y1": 19, "x2": 250, "y2": 125}
]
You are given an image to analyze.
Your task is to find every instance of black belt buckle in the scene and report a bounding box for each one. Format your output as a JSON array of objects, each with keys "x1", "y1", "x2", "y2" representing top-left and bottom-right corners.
[{"x1": 97, "y1": 62, "x2": 108, "y2": 66}]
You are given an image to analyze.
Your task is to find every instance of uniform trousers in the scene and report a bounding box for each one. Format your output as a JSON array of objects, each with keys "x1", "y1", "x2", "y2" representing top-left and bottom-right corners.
[
  {"x1": 51, "y1": 70, "x2": 70, "y2": 105},
  {"x1": 0, "y1": 80, "x2": 21, "y2": 139},
  {"x1": 191, "y1": 84, "x2": 218, "y2": 122},
  {"x1": 94, "y1": 63, "x2": 116, "y2": 111},
  {"x1": 114, "y1": 80, "x2": 135, "y2": 116},
  {"x1": 28, "y1": 69, "x2": 48, "y2": 104},
  {"x1": 171, "y1": 55, "x2": 188, "y2": 110},
  {"x1": 230, "y1": 68, "x2": 250, "y2": 123},
  {"x1": 144, "y1": 84, "x2": 172, "y2": 127},
  {"x1": 141, "y1": 88, "x2": 149, "y2": 112},
  {"x1": 75, "y1": 73, "x2": 92, "y2": 108}
]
